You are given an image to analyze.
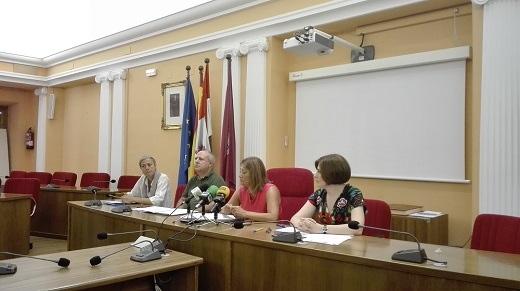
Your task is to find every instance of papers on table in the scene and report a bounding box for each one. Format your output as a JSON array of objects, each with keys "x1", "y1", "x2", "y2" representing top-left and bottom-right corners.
[
  {"x1": 179, "y1": 212, "x2": 237, "y2": 223},
  {"x1": 132, "y1": 236, "x2": 155, "y2": 248},
  {"x1": 133, "y1": 206, "x2": 188, "y2": 216},
  {"x1": 409, "y1": 211, "x2": 443, "y2": 218},
  {"x1": 102, "y1": 199, "x2": 125, "y2": 206},
  {"x1": 274, "y1": 227, "x2": 353, "y2": 245}
]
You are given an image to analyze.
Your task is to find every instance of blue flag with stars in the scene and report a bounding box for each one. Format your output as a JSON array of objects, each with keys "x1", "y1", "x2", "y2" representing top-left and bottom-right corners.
[{"x1": 177, "y1": 73, "x2": 197, "y2": 185}]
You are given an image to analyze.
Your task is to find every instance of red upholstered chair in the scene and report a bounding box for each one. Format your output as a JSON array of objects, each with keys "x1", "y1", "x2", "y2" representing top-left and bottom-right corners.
[
  {"x1": 5, "y1": 170, "x2": 28, "y2": 179},
  {"x1": 266, "y1": 167, "x2": 314, "y2": 221},
  {"x1": 116, "y1": 175, "x2": 140, "y2": 190},
  {"x1": 3, "y1": 178, "x2": 40, "y2": 216},
  {"x1": 174, "y1": 184, "x2": 187, "y2": 207},
  {"x1": 80, "y1": 172, "x2": 111, "y2": 188},
  {"x1": 471, "y1": 214, "x2": 520, "y2": 254},
  {"x1": 363, "y1": 199, "x2": 392, "y2": 238},
  {"x1": 27, "y1": 171, "x2": 53, "y2": 185},
  {"x1": 51, "y1": 171, "x2": 77, "y2": 187}
]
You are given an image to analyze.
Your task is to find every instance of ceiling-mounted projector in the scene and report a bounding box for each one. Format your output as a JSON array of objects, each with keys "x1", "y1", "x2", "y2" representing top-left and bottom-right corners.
[
  {"x1": 283, "y1": 31, "x2": 334, "y2": 56},
  {"x1": 283, "y1": 26, "x2": 375, "y2": 62}
]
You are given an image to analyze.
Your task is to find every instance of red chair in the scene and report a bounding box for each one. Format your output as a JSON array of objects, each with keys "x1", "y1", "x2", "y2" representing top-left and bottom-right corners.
[
  {"x1": 80, "y1": 172, "x2": 111, "y2": 188},
  {"x1": 266, "y1": 167, "x2": 314, "y2": 221},
  {"x1": 3, "y1": 178, "x2": 40, "y2": 216},
  {"x1": 116, "y1": 175, "x2": 140, "y2": 190},
  {"x1": 27, "y1": 171, "x2": 53, "y2": 185},
  {"x1": 363, "y1": 199, "x2": 392, "y2": 238},
  {"x1": 5, "y1": 170, "x2": 28, "y2": 179},
  {"x1": 51, "y1": 171, "x2": 77, "y2": 187},
  {"x1": 471, "y1": 214, "x2": 520, "y2": 254}
]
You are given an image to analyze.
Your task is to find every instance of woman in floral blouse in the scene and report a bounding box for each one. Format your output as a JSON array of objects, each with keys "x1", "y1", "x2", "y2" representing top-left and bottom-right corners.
[{"x1": 290, "y1": 154, "x2": 366, "y2": 235}]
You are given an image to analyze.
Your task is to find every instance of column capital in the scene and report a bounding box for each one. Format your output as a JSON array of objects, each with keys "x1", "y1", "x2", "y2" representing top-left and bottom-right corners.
[
  {"x1": 216, "y1": 43, "x2": 241, "y2": 59},
  {"x1": 95, "y1": 72, "x2": 110, "y2": 84},
  {"x1": 240, "y1": 38, "x2": 269, "y2": 55},
  {"x1": 472, "y1": 0, "x2": 490, "y2": 5},
  {"x1": 34, "y1": 87, "x2": 48, "y2": 96},
  {"x1": 108, "y1": 69, "x2": 127, "y2": 81}
]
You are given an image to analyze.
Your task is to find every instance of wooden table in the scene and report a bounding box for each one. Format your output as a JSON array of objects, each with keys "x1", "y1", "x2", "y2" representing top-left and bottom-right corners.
[
  {"x1": 391, "y1": 213, "x2": 449, "y2": 245},
  {"x1": 0, "y1": 242, "x2": 202, "y2": 290},
  {"x1": 32, "y1": 186, "x2": 116, "y2": 239},
  {"x1": 0, "y1": 193, "x2": 31, "y2": 258},
  {"x1": 67, "y1": 202, "x2": 520, "y2": 291}
]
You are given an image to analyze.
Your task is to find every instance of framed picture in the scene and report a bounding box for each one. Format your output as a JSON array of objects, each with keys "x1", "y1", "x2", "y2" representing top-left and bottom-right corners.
[{"x1": 161, "y1": 81, "x2": 186, "y2": 130}]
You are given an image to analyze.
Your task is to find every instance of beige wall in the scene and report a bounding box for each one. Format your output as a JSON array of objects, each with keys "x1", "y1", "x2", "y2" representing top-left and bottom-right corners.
[{"x1": 2, "y1": 1, "x2": 478, "y2": 246}]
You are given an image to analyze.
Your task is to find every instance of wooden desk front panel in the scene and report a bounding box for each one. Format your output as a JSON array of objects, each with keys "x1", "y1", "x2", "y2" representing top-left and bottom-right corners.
[
  {"x1": 33, "y1": 187, "x2": 112, "y2": 239},
  {"x1": 67, "y1": 202, "x2": 520, "y2": 291},
  {"x1": 391, "y1": 214, "x2": 449, "y2": 245},
  {"x1": 0, "y1": 194, "x2": 31, "y2": 257}
]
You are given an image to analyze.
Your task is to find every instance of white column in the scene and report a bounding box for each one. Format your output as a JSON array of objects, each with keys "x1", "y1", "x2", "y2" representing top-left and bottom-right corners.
[
  {"x1": 474, "y1": 0, "x2": 520, "y2": 216},
  {"x1": 240, "y1": 38, "x2": 269, "y2": 162},
  {"x1": 109, "y1": 69, "x2": 127, "y2": 190},
  {"x1": 217, "y1": 44, "x2": 241, "y2": 186},
  {"x1": 94, "y1": 72, "x2": 112, "y2": 174},
  {"x1": 34, "y1": 87, "x2": 48, "y2": 171}
]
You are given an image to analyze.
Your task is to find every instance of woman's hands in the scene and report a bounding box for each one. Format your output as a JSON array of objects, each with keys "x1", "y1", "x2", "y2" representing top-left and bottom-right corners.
[
  {"x1": 296, "y1": 217, "x2": 322, "y2": 234},
  {"x1": 222, "y1": 204, "x2": 249, "y2": 219}
]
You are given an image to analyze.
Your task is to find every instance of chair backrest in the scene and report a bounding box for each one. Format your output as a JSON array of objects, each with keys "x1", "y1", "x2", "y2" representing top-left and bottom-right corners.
[
  {"x1": 4, "y1": 178, "x2": 41, "y2": 216},
  {"x1": 80, "y1": 172, "x2": 111, "y2": 188},
  {"x1": 51, "y1": 172, "x2": 77, "y2": 187},
  {"x1": 117, "y1": 175, "x2": 140, "y2": 190},
  {"x1": 363, "y1": 199, "x2": 392, "y2": 238},
  {"x1": 27, "y1": 171, "x2": 53, "y2": 185},
  {"x1": 174, "y1": 184, "x2": 187, "y2": 207},
  {"x1": 471, "y1": 214, "x2": 520, "y2": 254},
  {"x1": 266, "y1": 167, "x2": 314, "y2": 221},
  {"x1": 7, "y1": 170, "x2": 28, "y2": 179}
]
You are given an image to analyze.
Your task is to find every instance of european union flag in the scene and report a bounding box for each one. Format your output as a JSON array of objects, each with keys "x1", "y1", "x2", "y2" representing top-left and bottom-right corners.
[{"x1": 178, "y1": 73, "x2": 197, "y2": 185}]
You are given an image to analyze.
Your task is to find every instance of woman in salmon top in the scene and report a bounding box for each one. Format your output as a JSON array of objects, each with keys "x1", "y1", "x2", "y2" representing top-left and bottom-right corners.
[{"x1": 221, "y1": 156, "x2": 281, "y2": 221}]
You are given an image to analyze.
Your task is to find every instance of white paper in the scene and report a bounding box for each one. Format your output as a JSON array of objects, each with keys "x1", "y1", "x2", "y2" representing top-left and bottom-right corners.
[
  {"x1": 133, "y1": 206, "x2": 188, "y2": 216},
  {"x1": 409, "y1": 211, "x2": 443, "y2": 218},
  {"x1": 179, "y1": 212, "x2": 236, "y2": 223},
  {"x1": 132, "y1": 236, "x2": 155, "y2": 248},
  {"x1": 302, "y1": 234, "x2": 353, "y2": 245}
]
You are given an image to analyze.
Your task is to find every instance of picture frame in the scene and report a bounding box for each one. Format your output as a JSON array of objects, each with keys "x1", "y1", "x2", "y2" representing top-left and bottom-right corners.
[{"x1": 161, "y1": 81, "x2": 186, "y2": 130}]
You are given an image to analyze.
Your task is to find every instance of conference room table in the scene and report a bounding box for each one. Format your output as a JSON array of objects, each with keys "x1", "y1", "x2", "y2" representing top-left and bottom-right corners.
[
  {"x1": 0, "y1": 242, "x2": 202, "y2": 290},
  {"x1": 0, "y1": 193, "x2": 31, "y2": 258},
  {"x1": 67, "y1": 201, "x2": 520, "y2": 291},
  {"x1": 32, "y1": 186, "x2": 124, "y2": 239}
]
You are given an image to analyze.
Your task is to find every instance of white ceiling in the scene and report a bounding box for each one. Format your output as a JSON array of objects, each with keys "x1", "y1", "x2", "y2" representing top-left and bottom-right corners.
[{"x1": 0, "y1": 0, "x2": 211, "y2": 58}]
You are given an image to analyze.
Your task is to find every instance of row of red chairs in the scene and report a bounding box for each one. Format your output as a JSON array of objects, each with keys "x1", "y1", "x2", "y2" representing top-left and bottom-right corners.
[{"x1": 4, "y1": 171, "x2": 140, "y2": 189}]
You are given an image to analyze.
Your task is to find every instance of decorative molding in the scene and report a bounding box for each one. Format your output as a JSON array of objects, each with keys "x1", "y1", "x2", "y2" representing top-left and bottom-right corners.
[
  {"x1": 107, "y1": 69, "x2": 127, "y2": 81},
  {"x1": 216, "y1": 44, "x2": 242, "y2": 59},
  {"x1": 34, "y1": 87, "x2": 48, "y2": 95},
  {"x1": 472, "y1": 0, "x2": 490, "y2": 5},
  {"x1": 95, "y1": 73, "x2": 110, "y2": 84},
  {"x1": 239, "y1": 38, "x2": 269, "y2": 55}
]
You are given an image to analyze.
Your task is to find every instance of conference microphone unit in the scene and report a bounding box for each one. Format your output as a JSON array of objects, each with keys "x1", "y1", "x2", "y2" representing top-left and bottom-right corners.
[
  {"x1": 95, "y1": 229, "x2": 165, "y2": 263},
  {"x1": 46, "y1": 179, "x2": 70, "y2": 188},
  {"x1": 347, "y1": 221, "x2": 434, "y2": 264},
  {"x1": 233, "y1": 220, "x2": 303, "y2": 243},
  {"x1": 84, "y1": 186, "x2": 103, "y2": 206},
  {"x1": 0, "y1": 252, "x2": 70, "y2": 274},
  {"x1": 89, "y1": 242, "x2": 156, "y2": 266},
  {"x1": 89, "y1": 179, "x2": 116, "y2": 188}
]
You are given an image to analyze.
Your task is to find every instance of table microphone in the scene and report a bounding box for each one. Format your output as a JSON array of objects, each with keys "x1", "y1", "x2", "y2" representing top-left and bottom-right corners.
[
  {"x1": 233, "y1": 220, "x2": 303, "y2": 243},
  {"x1": 89, "y1": 179, "x2": 116, "y2": 188},
  {"x1": 89, "y1": 241, "x2": 157, "y2": 266},
  {"x1": 96, "y1": 229, "x2": 165, "y2": 261},
  {"x1": 1, "y1": 252, "x2": 70, "y2": 274},
  {"x1": 46, "y1": 179, "x2": 70, "y2": 188},
  {"x1": 347, "y1": 221, "x2": 430, "y2": 264},
  {"x1": 84, "y1": 186, "x2": 102, "y2": 206}
]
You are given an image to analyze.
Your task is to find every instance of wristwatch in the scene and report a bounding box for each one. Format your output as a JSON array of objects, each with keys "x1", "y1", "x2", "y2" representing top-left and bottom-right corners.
[{"x1": 322, "y1": 224, "x2": 328, "y2": 234}]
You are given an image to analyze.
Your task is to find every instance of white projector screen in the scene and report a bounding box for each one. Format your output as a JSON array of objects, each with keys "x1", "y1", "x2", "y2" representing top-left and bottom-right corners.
[{"x1": 295, "y1": 60, "x2": 466, "y2": 182}]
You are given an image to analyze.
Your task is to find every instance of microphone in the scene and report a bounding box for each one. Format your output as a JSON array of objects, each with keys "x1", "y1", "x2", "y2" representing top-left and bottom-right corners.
[
  {"x1": 347, "y1": 221, "x2": 429, "y2": 264},
  {"x1": 84, "y1": 186, "x2": 102, "y2": 207},
  {"x1": 89, "y1": 179, "x2": 116, "y2": 188},
  {"x1": 89, "y1": 241, "x2": 158, "y2": 266},
  {"x1": 97, "y1": 229, "x2": 166, "y2": 252},
  {"x1": 46, "y1": 178, "x2": 70, "y2": 188},
  {"x1": 184, "y1": 183, "x2": 209, "y2": 213},
  {"x1": 0, "y1": 252, "x2": 70, "y2": 274},
  {"x1": 210, "y1": 186, "x2": 231, "y2": 215},
  {"x1": 194, "y1": 185, "x2": 219, "y2": 210},
  {"x1": 232, "y1": 220, "x2": 303, "y2": 243}
]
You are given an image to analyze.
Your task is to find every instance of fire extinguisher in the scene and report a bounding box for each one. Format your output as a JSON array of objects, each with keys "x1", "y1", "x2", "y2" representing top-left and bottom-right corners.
[{"x1": 26, "y1": 127, "x2": 34, "y2": 150}]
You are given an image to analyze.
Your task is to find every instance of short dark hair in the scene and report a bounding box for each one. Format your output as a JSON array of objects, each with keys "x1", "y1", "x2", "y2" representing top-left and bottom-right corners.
[{"x1": 314, "y1": 154, "x2": 351, "y2": 185}]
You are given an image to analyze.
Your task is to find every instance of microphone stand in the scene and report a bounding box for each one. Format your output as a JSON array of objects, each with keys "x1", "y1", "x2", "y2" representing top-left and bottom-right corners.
[{"x1": 84, "y1": 187, "x2": 102, "y2": 206}]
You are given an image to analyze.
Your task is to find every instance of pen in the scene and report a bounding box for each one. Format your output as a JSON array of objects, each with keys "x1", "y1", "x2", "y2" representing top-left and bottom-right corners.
[
  {"x1": 253, "y1": 227, "x2": 264, "y2": 233},
  {"x1": 276, "y1": 223, "x2": 286, "y2": 228}
]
